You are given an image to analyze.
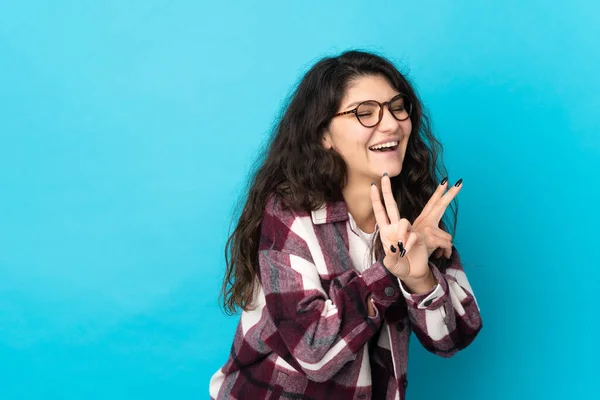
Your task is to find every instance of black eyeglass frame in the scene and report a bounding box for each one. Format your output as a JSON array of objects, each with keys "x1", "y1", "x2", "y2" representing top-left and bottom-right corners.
[{"x1": 333, "y1": 93, "x2": 413, "y2": 127}]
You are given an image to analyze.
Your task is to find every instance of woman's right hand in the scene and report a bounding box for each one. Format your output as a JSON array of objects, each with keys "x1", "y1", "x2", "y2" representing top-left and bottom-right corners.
[{"x1": 370, "y1": 174, "x2": 430, "y2": 281}]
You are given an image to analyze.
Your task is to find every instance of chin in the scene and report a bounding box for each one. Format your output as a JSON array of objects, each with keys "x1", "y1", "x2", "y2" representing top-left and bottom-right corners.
[{"x1": 379, "y1": 164, "x2": 403, "y2": 178}]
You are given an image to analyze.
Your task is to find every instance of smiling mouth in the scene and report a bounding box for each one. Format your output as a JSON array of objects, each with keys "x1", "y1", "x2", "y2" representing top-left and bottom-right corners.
[{"x1": 368, "y1": 141, "x2": 399, "y2": 152}]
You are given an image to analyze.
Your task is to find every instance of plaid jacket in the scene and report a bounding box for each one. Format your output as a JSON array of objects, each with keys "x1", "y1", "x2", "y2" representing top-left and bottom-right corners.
[{"x1": 210, "y1": 195, "x2": 482, "y2": 399}]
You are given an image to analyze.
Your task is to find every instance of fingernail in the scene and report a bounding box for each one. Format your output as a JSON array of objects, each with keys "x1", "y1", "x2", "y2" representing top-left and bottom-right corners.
[
  {"x1": 383, "y1": 172, "x2": 388, "y2": 177},
  {"x1": 454, "y1": 178, "x2": 463, "y2": 187},
  {"x1": 398, "y1": 242, "x2": 406, "y2": 257},
  {"x1": 371, "y1": 181, "x2": 375, "y2": 186},
  {"x1": 440, "y1": 177, "x2": 448, "y2": 185},
  {"x1": 390, "y1": 244, "x2": 397, "y2": 253}
]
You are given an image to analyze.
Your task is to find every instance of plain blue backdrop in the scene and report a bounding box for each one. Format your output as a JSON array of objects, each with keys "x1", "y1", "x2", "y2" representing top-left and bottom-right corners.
[{"x1": 1, "y1": 1, "x2": 598, "y2": 399}]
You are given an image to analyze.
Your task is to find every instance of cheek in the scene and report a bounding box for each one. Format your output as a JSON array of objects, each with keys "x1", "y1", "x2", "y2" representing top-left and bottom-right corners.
[
  {"x1": 402, "y1": 121, "x2": 412, "y2": 145},
  {"x1": 404, "y1": 119, "x2": 413, "y2": 135},
  {"x1": 337, "y1": 126, "x2": 372, "y2": 152},
  {"x1": 356, "y1": 133, "x2": 373, "y2": 150},
  {"x1": 353, "y1": 126, "x2": 374, "y2": 147}
]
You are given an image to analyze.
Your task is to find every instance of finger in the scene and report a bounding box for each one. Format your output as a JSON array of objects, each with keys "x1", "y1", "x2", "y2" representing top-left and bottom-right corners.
[
  {"x1": 381, "y1": 173, "x2": 400, "y2": 224},
  {"x1": 433, "y1": 246, "x2": 452, "y2": 259},
  {"x1": 428, "y1": 236, "x2": 453, "y2": 257},
  {"x1": 396, "y1": 219, "x2": 411, "y2": 256},
  {"x1": 419, "y1": 177, "x2": 449, "y2": 218},
  {"x1": 422, "y1": 225, "x2": 452, "y2": 242},
  {"x1": 431, "y1": 179, "x2": 463, "y2": 222},
  {"x1": 421, "y1": 228, "x2": 452, "y2": 256},
  {"x1": 438, "y1": 178, "x2": 463, "y2": 208},
  {"x1": 403, "y1": 231, "x2": 419, "y2": 256},
  {"x1": 430, "y1": 227, "x2": 452, "y2": 242},
  {"x1": 382, "y1": 237, "x2": 401, "y2": 268},
  {"x1": 444, "y1": 245, "x2": 453, "y2": 259},
  {"x1": 370, "y1": 182, "x2": 390, "y2": 228},
  {"x1": 382, "y1": 235, "x2": 401, "y2": 258}
]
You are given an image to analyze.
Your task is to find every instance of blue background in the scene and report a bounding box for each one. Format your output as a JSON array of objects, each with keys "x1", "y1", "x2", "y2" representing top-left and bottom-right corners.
[{"x1": 1, "y1": 1, "x2": 598, "y2": 399}]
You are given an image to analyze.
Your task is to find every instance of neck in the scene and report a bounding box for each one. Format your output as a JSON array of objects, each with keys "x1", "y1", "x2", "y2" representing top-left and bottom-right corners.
[{"x1": 342, "y1": 178, "x2": 377, "y2": 234}]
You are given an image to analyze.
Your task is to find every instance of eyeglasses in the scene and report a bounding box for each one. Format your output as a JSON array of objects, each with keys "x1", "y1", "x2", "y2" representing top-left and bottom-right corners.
[{"x1": 333, "y1": 94, "x2": 412, "y2": 128}]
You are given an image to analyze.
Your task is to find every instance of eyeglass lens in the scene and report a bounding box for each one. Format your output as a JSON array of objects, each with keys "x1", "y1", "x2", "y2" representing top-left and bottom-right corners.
[{"x1": 356, "y1": 96, "x2": 410, "y2": 127}]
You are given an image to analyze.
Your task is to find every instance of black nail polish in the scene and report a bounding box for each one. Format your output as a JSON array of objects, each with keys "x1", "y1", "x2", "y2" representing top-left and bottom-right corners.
[
  {"x1": 440, "y1": 177, "x2": 448, "y2": 185},
  {"x1": 371, "y1": 181, "x2": 375, "y2": 186},
  {"x1": 400, "y1": 248, "x2": 406, "y2": 257},
  {"x1": 398, "y1": 241, "x2": 405, "y2": 252},
  {"x1": 390, "y1": 245, "x2": 397, "y2": 253},
  {"x1": 383, "y1": 172, "x2": 388, "y2": 177},
  {"x1": 454, "y1": 178, "x2": 463, "y2": 187}
]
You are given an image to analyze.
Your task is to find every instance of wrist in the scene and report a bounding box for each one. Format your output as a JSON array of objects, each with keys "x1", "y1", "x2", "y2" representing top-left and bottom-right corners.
[{"x1": 400, "y1": 267, "x2": 437, "y2": 294}]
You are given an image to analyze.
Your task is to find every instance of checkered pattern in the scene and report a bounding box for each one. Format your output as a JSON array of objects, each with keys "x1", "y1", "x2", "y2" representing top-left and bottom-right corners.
[{"x1": 210, "y1": 196, "x2": 482, "y2": 399}]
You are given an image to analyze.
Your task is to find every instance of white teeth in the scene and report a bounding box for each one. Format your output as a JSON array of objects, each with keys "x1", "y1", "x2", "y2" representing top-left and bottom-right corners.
[{"x1": 369, "y1": 141, "x2": 399, "y2": 150}]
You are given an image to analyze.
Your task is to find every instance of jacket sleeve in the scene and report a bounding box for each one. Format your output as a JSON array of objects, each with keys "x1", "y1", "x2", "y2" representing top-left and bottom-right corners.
[
  {"x1": 398, "y1": 247, "x2": 483, "y2": 357},
  {"x1": 258, "y1": 203, "x2": 401, "y2": 382}
]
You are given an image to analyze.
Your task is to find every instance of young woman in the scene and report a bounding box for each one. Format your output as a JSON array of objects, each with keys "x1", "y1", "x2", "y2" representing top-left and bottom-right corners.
[{"x1": 209, "y1": 50, "x2": 483, "y2": 399}]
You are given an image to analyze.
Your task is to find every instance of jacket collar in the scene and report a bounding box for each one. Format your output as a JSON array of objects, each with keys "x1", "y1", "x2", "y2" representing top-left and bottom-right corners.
[{"x1": 310, "y1": 200, "x2": 349, "y2": 225}]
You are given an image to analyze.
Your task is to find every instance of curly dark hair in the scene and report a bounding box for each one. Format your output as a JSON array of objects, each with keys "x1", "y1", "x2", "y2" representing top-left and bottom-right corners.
[{"x1": 220, "y1": 50, "x2": 458, "y2": 314}]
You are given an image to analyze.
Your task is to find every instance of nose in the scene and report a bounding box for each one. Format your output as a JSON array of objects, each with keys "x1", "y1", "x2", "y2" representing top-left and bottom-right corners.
[{"x1": 377, "y1": 105, "x2": 399, "y2": 133}]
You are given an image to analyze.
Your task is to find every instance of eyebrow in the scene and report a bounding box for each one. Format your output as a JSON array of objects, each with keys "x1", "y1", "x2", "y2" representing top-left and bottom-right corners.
[
  {"x1": 342, "y1": 93, "x2": 402, "y2": 110},
  {"x1": 344, "y1": 100, "x2": 363, "y2": 109}
]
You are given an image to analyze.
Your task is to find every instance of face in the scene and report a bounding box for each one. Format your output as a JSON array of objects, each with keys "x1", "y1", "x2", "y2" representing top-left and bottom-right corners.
[{"x1": 322, "y1": 74, "x2": 412, "y2": 187}]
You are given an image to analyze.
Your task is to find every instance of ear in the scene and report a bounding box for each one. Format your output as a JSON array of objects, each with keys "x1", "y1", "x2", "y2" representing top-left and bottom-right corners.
[{"x1": 322, "y1": 131, "x2": 333, "y2": 150}]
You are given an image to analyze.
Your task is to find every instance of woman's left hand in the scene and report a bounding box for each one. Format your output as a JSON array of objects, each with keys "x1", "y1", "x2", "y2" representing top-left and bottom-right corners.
[{"x1": 412, "y1": 178, "x2": 463, "y2": 259}]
